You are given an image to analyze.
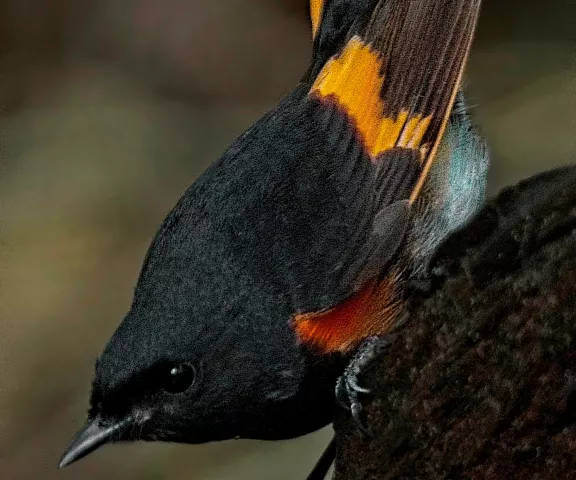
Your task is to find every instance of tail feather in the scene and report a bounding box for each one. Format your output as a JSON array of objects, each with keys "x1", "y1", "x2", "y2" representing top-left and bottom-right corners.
[
  {"x1": 307, "y1": 0, "x2": 378, "y2": 79},
  {"x1": 308, "y1": 0, "x2": 482, "y2": 204},
  {"x1": 309, "y1": 0, "x2": 326, "y2": 39},
  {"x1": 295, "y1": 0, "x2": 484, "y2": 353}
]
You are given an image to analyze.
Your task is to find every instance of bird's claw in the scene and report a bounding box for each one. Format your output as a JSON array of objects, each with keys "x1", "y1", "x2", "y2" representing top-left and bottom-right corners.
[
  {"x1": 336, "y1": 372, "x2": 368, "y2": 435},
  {"x1": 335, "y1": 335, "x2": 394, "y2": 435}
]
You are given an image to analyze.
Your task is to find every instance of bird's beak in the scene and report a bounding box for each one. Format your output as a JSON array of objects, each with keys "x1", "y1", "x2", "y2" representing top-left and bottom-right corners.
[{"x1": 58, "y1": 415, "x2": 133, "y2": 469}]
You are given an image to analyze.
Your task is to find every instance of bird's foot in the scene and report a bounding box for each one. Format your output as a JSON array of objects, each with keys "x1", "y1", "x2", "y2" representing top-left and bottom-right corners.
[{"x1": 336, "y1": 335, "x2": 394, "y2": 434}]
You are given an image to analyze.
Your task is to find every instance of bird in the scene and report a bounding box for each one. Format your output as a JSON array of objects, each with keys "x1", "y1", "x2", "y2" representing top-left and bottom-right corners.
[{"x1": 59, "y1": 0, "x2": 488, "y2": 478}]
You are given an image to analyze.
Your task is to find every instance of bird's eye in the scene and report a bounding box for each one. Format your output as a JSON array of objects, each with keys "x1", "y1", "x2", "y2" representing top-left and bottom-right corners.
[{"x1": 163, "y1": 363, "x2": 196, "y2": 394}]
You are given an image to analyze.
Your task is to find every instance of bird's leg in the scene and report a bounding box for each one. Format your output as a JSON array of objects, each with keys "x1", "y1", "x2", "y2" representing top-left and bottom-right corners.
[{"x1": 335, "y1": 334, "x2": 395, "y2": 433}]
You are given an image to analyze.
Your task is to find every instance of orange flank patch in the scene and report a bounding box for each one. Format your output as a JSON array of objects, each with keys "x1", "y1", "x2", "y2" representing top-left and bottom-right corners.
[
  {"x1": 293, "y1": 276, "x2": 401, "y2": 353},
  {"x1": 310, "y1": 36, "x2": 432, "y2": 161},
  {"x1": 309, "y1": 0, "x2": 324, "y2": 39}
]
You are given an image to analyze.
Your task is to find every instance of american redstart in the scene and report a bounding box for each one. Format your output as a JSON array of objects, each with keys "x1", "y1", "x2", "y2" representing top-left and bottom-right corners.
[{"x1": 59, "y1": 0, "x2": 488, "y2": 478}]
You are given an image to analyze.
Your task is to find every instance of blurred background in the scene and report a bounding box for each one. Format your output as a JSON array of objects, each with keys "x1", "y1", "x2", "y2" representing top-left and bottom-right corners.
[{"x1": 1, "y1": 0, "x2": 574, "y2": 479}]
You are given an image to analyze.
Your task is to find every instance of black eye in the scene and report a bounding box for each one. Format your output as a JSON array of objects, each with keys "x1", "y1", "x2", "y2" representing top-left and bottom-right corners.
[{"x1": 163, "y1": 363, "x2": 196, "y2": 394}]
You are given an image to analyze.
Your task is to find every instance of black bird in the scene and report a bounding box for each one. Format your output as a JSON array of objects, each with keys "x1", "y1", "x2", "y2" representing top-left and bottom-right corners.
[{"x1": 59, "y1": 0, "x2": 488, "y2": 476}]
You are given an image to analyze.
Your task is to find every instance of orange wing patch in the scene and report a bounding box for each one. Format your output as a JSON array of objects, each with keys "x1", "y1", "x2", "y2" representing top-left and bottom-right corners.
[
  {"x1": 293, "y1": 275, "x2": 401, "y2": 353},
  {"x1": 310, "y1": 36, "x2": 432, "y2": 161},
  {"x1": 310, "y1": 0, "x2": 325, "y2": 39}
]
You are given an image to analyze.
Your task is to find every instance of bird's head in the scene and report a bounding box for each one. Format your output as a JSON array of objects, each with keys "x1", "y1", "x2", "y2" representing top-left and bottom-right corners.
[{"x1": 59, "y1": 200, "x2": 340, "y2": 468}]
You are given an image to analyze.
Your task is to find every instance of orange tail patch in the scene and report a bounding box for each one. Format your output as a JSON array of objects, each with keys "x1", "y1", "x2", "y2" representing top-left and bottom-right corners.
[
  {"x1": 310, "y1": 37, "x2": 432, "y2": 162},
  {"x1": 310, "y1": 0, "x2": 326, "y2": 39},
  {"x1": 308, "y1": 0, "x2": 482, "y2": 205},
  {"x1": 294, "y1": 275, "x2": 401, "y2": 353}
]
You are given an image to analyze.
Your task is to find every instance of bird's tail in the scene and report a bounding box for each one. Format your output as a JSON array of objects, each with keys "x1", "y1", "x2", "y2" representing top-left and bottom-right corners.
[{"x1": 306, "y1": 0, "x2": 483, "y2": 203}]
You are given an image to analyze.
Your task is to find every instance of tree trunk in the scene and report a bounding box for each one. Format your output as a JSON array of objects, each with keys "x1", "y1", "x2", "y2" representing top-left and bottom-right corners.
[{"x1": 334, "y1": 165, "x2": 576, "y2": 480}]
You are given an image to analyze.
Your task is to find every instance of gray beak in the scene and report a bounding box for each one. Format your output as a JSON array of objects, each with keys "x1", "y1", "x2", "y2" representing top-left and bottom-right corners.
[{"x1": 58, "y1": 416, "x2": 133, "y2": 468}]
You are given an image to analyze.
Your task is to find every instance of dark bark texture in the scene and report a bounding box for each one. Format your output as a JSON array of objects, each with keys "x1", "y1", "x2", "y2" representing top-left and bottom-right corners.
[{"x1": 334, "y1": 165, "x2": 576, "y2": 480}]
